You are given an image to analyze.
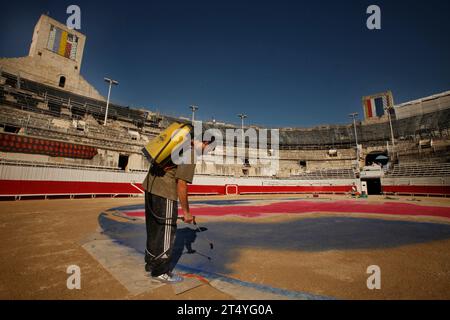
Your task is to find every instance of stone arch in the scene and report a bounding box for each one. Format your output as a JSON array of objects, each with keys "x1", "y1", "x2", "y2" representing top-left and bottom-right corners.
[{"x1": 365, "y1": 150, "x2": 389, "y2": 167}]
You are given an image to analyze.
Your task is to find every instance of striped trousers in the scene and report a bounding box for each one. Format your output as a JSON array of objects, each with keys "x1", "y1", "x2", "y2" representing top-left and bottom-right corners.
[{"x1": 144, "y1": 192, "x2": 178, "y2": 277}]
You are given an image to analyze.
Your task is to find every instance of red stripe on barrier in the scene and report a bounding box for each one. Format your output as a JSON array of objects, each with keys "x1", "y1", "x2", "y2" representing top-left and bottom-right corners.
[
  {"x1": 1, "y1": 180, "x2": 449, "y2": 198},
  {"x1": 0, "y1": 180, "x2": 354, "y2": 196},
  {"x1": 382, "y1": 185, "x2": 450, "y2": 195},
  {"x1": 0, "y1": 180, "x2": 141, "y2": 195},
  {"x1": 188, "y1": 185, "x2": 225, "y2": 195}
]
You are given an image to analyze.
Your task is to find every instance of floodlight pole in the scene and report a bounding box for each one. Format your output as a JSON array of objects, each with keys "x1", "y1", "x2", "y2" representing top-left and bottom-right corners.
[
  {"x1": 190, "y1": 105, "x2": 199, "y2": 123},
  {"x1": 385, "y1": 106, "x2": 396, "y2": 149},
  {"x1": 349, "y1": 112, "x2": 359, "y2": 170},
  {"x1": 103, "y1": 77, "x2": 119, "y2": 126},
  {"x1": 238, "y1": 113, "x2": 247, "y2": 149}
]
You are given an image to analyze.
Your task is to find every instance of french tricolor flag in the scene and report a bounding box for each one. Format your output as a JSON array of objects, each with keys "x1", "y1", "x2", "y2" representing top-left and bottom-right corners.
[{"x1": 364, "y1": 96, "x2": 388, "y2": 118}]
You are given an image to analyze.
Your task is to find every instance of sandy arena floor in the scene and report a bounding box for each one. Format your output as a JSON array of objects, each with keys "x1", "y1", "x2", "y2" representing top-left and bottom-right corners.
[{"x1": 0, "y1": 194, "x2": 449, "y2": 300}]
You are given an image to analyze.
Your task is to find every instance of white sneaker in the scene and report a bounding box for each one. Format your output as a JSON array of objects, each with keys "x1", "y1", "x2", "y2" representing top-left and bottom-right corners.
[{"x1": 152, "y1": 272, "x2": 184, "y2": 284}]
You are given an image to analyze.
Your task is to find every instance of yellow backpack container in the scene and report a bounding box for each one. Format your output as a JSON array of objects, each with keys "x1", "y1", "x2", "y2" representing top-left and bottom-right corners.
[{"x1": 142, "y1": 122, "x2": 191, "y2": 167}]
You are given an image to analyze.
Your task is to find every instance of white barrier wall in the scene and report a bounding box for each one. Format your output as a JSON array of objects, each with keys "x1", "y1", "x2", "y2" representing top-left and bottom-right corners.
[
  {"x1": 382, "y1": 177, "x2": 450, "y2": 186},
  {"x1": 193, "y1": 175, "x2": 357, "y2": 187},
  {"x1": 0, "y1": 163, "x2": 356, "y2": 187},
  {"x1": 0, "y1": 164, "x2": 147, "y2": 183}
]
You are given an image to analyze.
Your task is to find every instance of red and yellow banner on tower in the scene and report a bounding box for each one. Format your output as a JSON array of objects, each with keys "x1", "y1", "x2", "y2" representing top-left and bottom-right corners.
[{"x1": 47, "y1": 25, "x2": 78, "y2": 60}]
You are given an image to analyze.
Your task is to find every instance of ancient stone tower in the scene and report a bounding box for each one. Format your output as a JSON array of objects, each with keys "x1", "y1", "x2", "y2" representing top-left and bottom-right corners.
[{"x1": 0, "y1": 14, "x2": 104, "y2": 100}]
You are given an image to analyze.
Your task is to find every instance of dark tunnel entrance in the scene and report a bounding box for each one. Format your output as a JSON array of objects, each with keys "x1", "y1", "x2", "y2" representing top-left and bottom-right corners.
[
  {"x1": 363, "y1": 179, "x2": 382, "y2": 195},
  {"x1": 365, "y1": 151, "x2": 389, "y2": 167}
]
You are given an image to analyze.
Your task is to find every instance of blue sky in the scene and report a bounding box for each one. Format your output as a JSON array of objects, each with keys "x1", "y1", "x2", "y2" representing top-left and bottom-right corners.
[{"x1": 1, "y1": 0, "x2": 449, "y2": 127}]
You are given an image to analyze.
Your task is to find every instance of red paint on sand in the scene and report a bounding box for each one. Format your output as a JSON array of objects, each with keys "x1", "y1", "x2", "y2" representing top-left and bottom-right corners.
[{"x1": 124, "y1": 200, "x2": 450, "y2": 219}]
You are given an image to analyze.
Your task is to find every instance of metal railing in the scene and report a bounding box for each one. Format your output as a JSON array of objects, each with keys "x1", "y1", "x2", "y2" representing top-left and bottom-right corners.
[{"x1": 386, "y1": 163, "x2": 450, "y2": 177}]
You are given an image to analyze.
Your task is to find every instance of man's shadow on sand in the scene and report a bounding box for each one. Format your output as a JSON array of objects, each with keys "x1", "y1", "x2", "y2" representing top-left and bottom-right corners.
[{"x1": 170, "y1": 226, "x2": 211, "y2": 270}]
